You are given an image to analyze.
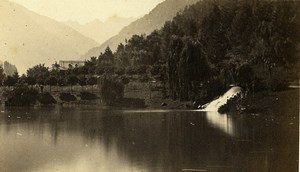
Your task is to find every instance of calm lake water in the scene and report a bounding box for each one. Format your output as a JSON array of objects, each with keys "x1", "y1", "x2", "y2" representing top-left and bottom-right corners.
[{"x1": 0, "y1": 106, "x2": 298, "y2": 172}]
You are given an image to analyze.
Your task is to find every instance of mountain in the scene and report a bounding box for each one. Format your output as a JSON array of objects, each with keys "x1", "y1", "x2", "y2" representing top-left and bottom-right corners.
[
  {"x1": 65, "y1": 16, "x2": 136, "y2": 44},
  {"x1": 81, "y1": 0, "x2": 199, "y2": 60},
  {"x1": 3, "y1": 61, "x2": 17, "y2": 76},
  {"x1": 0, "y1": 60, "x2": 17, "y2": 76},
  {"x1": 0, "y1": 0, "x2": 98, "y2": 73}
]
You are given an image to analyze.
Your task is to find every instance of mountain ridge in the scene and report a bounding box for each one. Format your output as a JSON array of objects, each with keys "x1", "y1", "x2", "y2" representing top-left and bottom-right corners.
[
  {"x1": 0, "y1": 0, "x2": 98, "y2": 73},
  {"x1": 64, "y1": 15, "x2": 136, "y2": 44},
  {"x1": 80, "y1": 0, "x2": 199, "y2": 60}
]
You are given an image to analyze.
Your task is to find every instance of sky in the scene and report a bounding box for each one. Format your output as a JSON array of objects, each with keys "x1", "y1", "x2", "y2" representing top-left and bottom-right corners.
[{"x1": 10, "y1": 0, "x2": 165, "y2": 24}]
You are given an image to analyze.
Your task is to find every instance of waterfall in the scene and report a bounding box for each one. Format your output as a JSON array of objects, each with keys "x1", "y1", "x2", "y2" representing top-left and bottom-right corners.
[{"x1": 203, "y1": 86, "x2": 242, "y2": 112}]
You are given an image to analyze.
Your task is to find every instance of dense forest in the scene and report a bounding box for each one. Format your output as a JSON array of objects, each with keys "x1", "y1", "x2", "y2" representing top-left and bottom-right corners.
[{"x1": 1, "y1": 0, "x2": 299, "y2": 104}]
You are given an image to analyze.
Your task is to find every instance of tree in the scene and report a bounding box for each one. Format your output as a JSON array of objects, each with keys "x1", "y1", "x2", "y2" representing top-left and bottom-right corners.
[
  {"x1": 66, "y1": 75, "x2": 78, "y2": 91},
  {"x1": 45, "y1": 76, "x2": 58, "y2": 92},
  {"x1": 120, "y1": 76, "x2": 130, "y2": 85},
  {"x1": 52, "y1": 62, "x2": 60, "y2": 71},
  {"x1": 115, "y1": 67, "x2": 125, "y2": 75},
  {"x1": 3, "y1": 76, "x2": 17, "y2": 87},
  {"x1": 12, "y1": 72, "x2": 20, "y2": 84},
  {"x1": 68, "y1": 64, "x2": 73, "y2": 69},
  {"x1": 115, "y1": 43, "x2": 130, "y2": 67},
  {"x1": 26, "y1": 76, "x2": 37, "y2": 87},
  {"x1": 27, "y1": 64, "x2": 49, "y2": 86},
  {"x1": 87, "y1": 76, "x2": 97, "y2": 91},
  {"x1": 18, "y1": 74, "x2": 27, "y2": 85},
  {"x1": 78, "y1": 75, "x2": 87, "y2": 91},
  {"x1": 74, "y1": 0, "x2": 299, "y2": 103},
  {"x1": 3, "y1": 86, "x2": 38, "y2": 106},
  {"x1": 84, "y1": 58, "x2": 97, "y2": 75},
  {"x1": 151, "y1": 44, "x2": 162, "y2": 65},
  {"x1": 99, "y1": 75, "x2": 124, "y2": 105},
  {"x1": 252, "y1": 2, "x2": 299, "y2": 71},
  {"x1": 57, "y1": 76, "x2": 66, "y2": 91},
  {"x1": 98, "y1": 46, "x2": 114, "y2": 66},
  {"x1": 127, "y1": 34, "x2": 145, "y2": 50},
  {"x1": 0, "y1": 67, "x2": 5, "y2": 86},
  {"x1": 95, "y1": 66, "x2": 105, "y2": 75},
  {"x1": 78, "y1": 66, "x2": 89, "y2": 75},
  {"x1": 103, "y1": 46, "x2": 114, "y2": 59},
  {"x1": 27, "y1": 64, "x2": 49, "y2": 77}
]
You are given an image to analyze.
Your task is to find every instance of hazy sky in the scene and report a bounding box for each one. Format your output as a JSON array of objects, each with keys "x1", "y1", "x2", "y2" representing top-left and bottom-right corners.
[{"x1": 10, "y1": 0, "x2": 165, "y2": 23}]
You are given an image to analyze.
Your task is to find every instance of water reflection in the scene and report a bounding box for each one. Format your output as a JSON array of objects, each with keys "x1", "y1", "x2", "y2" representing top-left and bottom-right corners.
[
  {"x1": 205, "y1": 111, "x2": 236, "y2": 137},
  {"x1": 0, "y1": 107, "x2": 147, "y2": 172},
  {"x1": 0, "y1": 106, "x2": 298, "y2": 172}
]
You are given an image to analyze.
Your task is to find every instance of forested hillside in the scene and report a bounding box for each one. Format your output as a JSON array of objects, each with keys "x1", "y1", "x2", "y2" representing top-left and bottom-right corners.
[{"x1": 108, "y1": 0, "x2": 300, "y2": 101}]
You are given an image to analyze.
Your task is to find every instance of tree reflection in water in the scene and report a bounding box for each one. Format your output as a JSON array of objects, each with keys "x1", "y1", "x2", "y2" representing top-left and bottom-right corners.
[{"x1": 0, "y1": 106, "x2": 298, "y2": 172}]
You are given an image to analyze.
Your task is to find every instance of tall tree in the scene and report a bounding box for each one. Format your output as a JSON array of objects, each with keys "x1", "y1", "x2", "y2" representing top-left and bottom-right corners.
[
  {"x1": 66, "y1": 75, "x2": 78, "y2": 91},
  {"x1": 27, "y1": 64, "x2": 49, "y2": 86},
  {"x1": 78, "y1": 75, "x2": 87, "y2": 91},
  {"x1": 0, "y1": 67, "x2": 5, "y2": 86},
  {"x1": 45, "y1": 76, "x2": 58, "y2": 92},
  {"x1": 3, "y1": 76, "x2": 17, "y2": 87}
]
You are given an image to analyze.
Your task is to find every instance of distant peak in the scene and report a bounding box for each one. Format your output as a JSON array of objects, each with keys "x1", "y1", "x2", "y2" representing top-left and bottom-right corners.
[
  {"x1": 65, "y1": 20, "x2": 80, "y2": 25},
  {"x1": 108, "y1": 14, "x2": 120, "y2": 19},
  {"x1": 105, "y1": 14, "x2": 133, "y2": 22},
  {"x1": 85, "y1": 18, "x2": 103, "y2": 25}
]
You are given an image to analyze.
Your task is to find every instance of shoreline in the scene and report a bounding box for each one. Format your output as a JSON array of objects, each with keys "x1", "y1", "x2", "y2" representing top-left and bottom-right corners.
[{"x1": 1, "y1": 87, "x2": 298, "y2": 116}]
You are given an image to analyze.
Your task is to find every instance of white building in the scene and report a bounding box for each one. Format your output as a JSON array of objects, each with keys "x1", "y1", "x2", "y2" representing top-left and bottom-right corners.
[{"x1": 59, "y1": 60, "x2": 85, "y2": 70}]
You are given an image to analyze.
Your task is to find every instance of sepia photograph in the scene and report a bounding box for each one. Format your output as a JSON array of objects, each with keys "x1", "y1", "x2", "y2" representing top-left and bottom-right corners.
[{"x1": 0, "y1": 0, "x2": 299, "y2": 171}]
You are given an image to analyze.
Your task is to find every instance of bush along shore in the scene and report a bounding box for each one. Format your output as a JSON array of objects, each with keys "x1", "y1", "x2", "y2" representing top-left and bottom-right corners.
[
  {"x1": 1, "y1": 86, "x2": 100, "y2": 107},
  {"x1": 0, "y1": 74, "x2": 150, "y2": 108},
  {"x1": 0, "y1": 76, "x2": 298, "y2": 114}
]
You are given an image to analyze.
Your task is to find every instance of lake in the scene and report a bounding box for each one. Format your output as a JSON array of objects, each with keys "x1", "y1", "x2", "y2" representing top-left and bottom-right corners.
[{"x1": 0, "y1": 106, "x2": 298, "y2": 172}]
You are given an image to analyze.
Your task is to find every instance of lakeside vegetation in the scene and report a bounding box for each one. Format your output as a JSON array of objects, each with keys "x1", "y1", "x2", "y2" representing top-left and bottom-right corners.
[{"x1": 0, "y1": 0, "x2": 299, "y2": 108}]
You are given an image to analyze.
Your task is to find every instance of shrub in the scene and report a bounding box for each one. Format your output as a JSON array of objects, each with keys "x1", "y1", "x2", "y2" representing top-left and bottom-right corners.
[
  {"x1": 3, "y1": 86, "x2": 38, "y2": 106},
  {"x1": 79, "y1": 92, "x2": 98, "y2": 100},
  {"x1": 59, "y1": 93, "x2": 77, "y2": 102},
  {"x1": 38, "y1": 92, "x2": 57, "y2": 105}
]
